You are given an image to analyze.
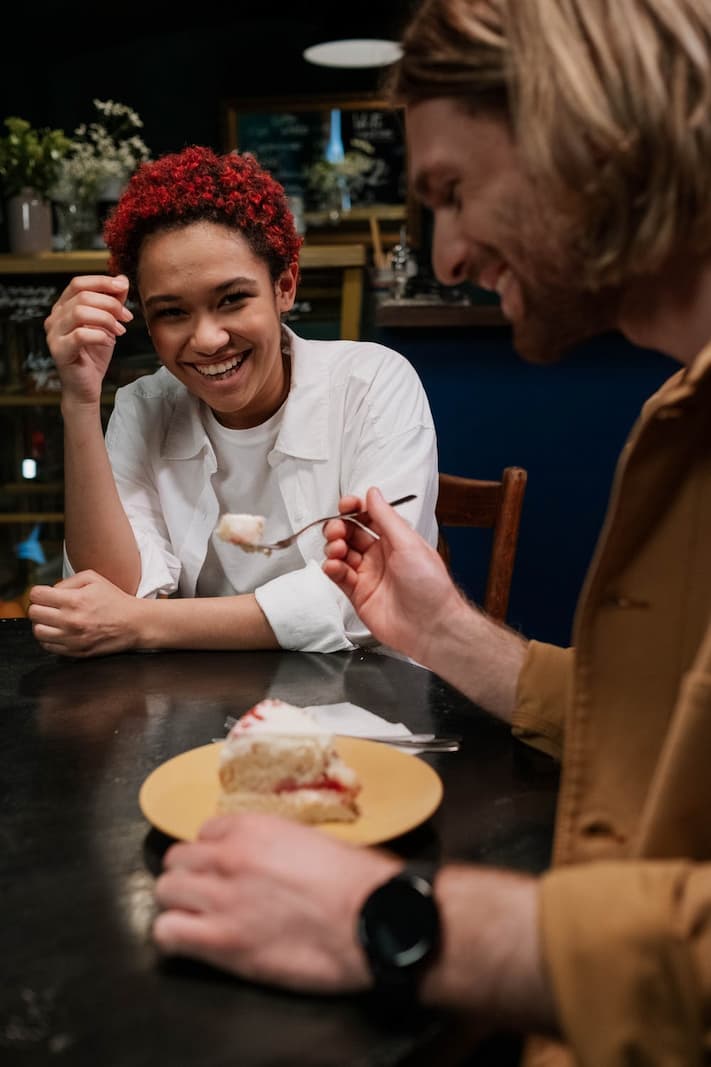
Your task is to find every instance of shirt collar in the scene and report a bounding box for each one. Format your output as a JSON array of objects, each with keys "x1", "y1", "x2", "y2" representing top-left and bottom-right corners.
[
  {"x1": 272, "y1": 326, "x2": 331, "y2": 461},
  {"x1": 159, "y1": 326, "x2": 331, "y2": 462},
  {"x1": 643, "y1": 336, "x2": 711, "y2": 417},
  {"x1": 157, "y1": 370, "x2": 207, "y2": 461}
]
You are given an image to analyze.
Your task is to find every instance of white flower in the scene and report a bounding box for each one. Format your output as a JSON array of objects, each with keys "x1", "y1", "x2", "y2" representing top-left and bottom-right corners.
[{"x1": 51, "y1": 99, "x2": 151, "y2": 204}]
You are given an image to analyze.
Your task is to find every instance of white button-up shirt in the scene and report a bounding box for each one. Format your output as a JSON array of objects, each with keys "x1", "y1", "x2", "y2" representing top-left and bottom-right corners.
[{"x1": 67, "y1": 327, "x2": 439, "y2": 653}]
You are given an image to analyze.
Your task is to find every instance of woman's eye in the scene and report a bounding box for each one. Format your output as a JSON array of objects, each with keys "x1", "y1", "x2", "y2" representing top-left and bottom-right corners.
[
  {"x1": 222, "y1": 291, "x2": 249, "y2": 307},
  {"x1": 153, "y1": 306, "x2": 184, "y2": 320}
]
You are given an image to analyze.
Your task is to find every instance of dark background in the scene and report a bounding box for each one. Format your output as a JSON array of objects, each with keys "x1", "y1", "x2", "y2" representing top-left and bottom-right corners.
[
  {"x1": 1, "y1": 2, "x2": 674, "y2": 647},
  {"x1": 1, "y1": 2, "x2": 418, "y2": 152}
]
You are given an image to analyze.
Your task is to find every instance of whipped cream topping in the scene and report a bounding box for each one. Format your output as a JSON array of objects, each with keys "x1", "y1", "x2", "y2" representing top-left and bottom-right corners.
[
  {"x1": 221, "y1": 699, "x2": 359, "y2": 792},
  {"x1": 227, "y1": 699, "x2": 330, "y2": 740},
  {"x1": 215, "y1": 513, "x2": 265, "y2": 546}
]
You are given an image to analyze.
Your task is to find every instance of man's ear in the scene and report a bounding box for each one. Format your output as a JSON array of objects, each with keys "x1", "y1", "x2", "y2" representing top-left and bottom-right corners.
[{"x1": 275, "y1": 262, "x2": 299, "y2": 313}]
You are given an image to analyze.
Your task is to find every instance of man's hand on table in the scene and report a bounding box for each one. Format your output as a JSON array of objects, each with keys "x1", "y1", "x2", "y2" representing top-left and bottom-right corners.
[
  {"x1": 152, "y1": 812, "x2": 557, "y2": 1033},
  {"x1": 153, "y1": 812, "x2": 400, "y2": 993}
]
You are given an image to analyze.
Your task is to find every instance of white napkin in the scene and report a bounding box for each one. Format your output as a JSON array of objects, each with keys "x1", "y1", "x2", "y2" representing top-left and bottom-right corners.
[{"x1": 303, "y1": 702, "x2": 419, "y2": 754}]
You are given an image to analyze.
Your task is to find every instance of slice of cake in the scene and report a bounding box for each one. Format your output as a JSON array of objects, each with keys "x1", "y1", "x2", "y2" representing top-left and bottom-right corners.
[
  {"x1": 218, "y1": 699, "x2": 361, "y2": 823},
  {"x1": 215, "y1": 513, "x2": 265, "y2": 551}
]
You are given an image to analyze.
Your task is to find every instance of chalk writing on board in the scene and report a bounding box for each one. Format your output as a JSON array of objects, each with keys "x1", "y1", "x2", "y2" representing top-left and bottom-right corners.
[{"x1": 236, "y1": 107, "x2": 405, "y2": 207}]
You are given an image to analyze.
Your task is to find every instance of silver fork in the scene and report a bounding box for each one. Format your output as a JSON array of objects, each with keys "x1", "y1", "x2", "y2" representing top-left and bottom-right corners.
[{"x1": 225, "y1": 493, "x2": 416, "y2": 554}]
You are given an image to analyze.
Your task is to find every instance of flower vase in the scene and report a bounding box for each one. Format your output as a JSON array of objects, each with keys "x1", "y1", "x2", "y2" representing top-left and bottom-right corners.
[
  {"x1": 6, "y1": 189, "x2": 53, "y2": 254},
  {"x1": 55, "y1": 199, "x2": 99, "y2": 251}
]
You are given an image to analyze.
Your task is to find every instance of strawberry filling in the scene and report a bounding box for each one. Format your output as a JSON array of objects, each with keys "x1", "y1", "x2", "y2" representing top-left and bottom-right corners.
[
  {"x1": 274, "y1": 776, "x2": 352, "y2": 794},
  {"x1": 239, "y1": 705, "x2": 266, "y2": 726}
]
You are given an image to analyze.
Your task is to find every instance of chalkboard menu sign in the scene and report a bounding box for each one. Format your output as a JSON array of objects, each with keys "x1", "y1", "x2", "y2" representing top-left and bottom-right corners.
[{"x1": 222, "y1": 96, "x2": 406, "y2": 211}]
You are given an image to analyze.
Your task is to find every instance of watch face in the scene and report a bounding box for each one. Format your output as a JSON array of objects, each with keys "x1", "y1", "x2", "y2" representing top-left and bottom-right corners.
[{"x1": 360, "y1": 875, "x2": 440, "y2": 969}]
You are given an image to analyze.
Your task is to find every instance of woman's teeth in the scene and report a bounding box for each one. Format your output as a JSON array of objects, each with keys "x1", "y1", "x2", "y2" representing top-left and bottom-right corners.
[{"x1": 195, "y1": 353, "x2": 247, "y2": 377}]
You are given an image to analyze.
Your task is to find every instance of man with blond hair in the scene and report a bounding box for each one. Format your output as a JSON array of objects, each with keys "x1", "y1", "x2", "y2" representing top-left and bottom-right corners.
[{"x1": 152, "y1": 2, "x2": 711, "y2": 1063}]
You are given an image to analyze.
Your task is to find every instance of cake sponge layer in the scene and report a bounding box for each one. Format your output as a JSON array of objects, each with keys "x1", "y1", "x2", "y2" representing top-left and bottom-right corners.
[
  {"x1": 218, "y1": 699, "x2": 361, "y2": 824},
  {"x1": 217, "y1": 787, "x2": 358, "y2": 824}
]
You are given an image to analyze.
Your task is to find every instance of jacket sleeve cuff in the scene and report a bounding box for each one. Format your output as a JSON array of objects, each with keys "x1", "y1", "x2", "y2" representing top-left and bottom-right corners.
[
  {"x1": 254, "y1": 560, "x2": 357, "y2": 652},
  {"x1": 540, "y1": 862, "x2": 705, "y2": 1065},
  {"x1": 511, "y1": 641, "x2": 573, "y2": 760}
]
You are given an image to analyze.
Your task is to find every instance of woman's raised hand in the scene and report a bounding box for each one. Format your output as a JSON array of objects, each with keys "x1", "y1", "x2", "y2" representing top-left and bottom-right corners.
[{"x1": 44, "y1": 274, "x2": 134, "y2": 405}]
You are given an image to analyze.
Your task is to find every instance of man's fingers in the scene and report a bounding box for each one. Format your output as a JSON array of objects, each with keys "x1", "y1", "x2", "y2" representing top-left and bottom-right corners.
[
  {"x1": 162, "y1": 839, "x2": 224, "y2": 873},
  {"x1": 338, "y1": 494, "x2": 363, "y2": 515},
  {"x1": 362, "y1": 487, "x2": 415, "y2": 547},
  {"x1": 197, "y1": 814, "x2": 246, "y2": 842},
  {"x1": 153, "y1": 910, "x2": 228, "y2": 962},
  {"x1": 323, "y1": 558, "x2": 359, "y2": 597},
  {"x1": 155, "y1": 869, "x2": 226, "y2": 914}
]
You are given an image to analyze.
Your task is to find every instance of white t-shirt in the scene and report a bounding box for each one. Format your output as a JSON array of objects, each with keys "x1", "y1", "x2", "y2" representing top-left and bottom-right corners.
[
  {"x1": 197, "y1": 403, "x2": 303, "y2": 595},
  {"x1": 66, "y1": 326, "x2": 439, "y2": 653}
]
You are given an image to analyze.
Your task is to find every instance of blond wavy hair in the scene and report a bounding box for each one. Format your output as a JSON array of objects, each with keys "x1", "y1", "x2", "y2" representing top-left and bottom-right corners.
[{"x1": 390, "y1": 0, "x2": 711, "y2": 287}]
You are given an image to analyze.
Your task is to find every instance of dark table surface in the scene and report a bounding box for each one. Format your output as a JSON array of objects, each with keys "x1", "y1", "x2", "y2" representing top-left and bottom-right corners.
[{"x1": 0, "y1": 619, "x2": 558, "y2": 1066}]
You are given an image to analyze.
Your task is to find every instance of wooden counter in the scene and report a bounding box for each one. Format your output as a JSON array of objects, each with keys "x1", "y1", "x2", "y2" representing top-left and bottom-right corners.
[{"x1": 375, "y1": 297, "x2": 507, "y2": 329}]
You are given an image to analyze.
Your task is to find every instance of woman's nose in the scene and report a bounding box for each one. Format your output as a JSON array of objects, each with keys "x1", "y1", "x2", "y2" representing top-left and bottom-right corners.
[
  {"x1": 431, "y1": 215, "x2": 469, "y2": 287},
  {"x1": 191, "y1": 315, "x2": 230, "y2": 354}
]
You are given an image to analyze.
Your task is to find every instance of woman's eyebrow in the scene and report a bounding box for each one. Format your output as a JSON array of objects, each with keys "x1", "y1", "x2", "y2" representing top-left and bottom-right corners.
[{"x1": 144, "y1": 276, "x2": 258, "y2": 309}]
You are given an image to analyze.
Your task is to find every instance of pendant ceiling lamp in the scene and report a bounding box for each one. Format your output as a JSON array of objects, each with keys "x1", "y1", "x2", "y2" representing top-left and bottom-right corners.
[{"x1": 303, "y1": 39, "x2": 403, "y2": 69}]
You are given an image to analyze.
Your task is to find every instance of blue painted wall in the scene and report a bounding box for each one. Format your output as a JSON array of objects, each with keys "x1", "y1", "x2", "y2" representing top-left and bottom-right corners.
[{"x1": 374, "y1": 324, "x2": 672, "y2": 647}]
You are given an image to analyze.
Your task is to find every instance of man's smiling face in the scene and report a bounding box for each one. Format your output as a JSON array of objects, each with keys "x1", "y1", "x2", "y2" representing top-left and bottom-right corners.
[{"x1": 407, "y1": 97, "x2": 619, "y2": 363}]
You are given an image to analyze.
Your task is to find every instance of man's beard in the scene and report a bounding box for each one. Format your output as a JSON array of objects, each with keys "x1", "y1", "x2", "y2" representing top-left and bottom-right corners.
[
  {"x1": 511, "y1": 274, "x2": 620, "y2": 365},
  {"x1": 496, "y1": 201, "x2": 621, "y2": 365}
]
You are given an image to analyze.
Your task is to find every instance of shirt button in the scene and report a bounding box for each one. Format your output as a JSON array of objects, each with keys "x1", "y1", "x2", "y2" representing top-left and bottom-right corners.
[{"x1": 602, "y1": 592, "x2": 650, "y2": 610}]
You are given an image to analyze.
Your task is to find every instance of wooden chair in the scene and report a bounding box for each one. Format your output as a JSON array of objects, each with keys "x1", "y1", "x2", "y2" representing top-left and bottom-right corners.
[{"x1": 436, "y1": 467, "x2": 528, "y2": 622}]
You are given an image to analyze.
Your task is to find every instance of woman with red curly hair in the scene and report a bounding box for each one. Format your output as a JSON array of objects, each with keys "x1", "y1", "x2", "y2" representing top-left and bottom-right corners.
[{"x1": 31, "y1": 146, "x2": 438, "y2": 656}]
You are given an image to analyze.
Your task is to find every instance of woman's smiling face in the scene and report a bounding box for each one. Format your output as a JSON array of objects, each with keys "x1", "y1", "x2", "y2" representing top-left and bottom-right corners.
[{"x1": 138, "y1": 221, "x2": 298, "y2": 429}]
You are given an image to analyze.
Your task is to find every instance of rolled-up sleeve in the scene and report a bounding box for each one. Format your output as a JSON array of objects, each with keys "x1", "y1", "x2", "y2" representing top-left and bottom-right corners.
[
  {"x1": 104, "y1": 393, "x2": 182, "y2": 599},
  {"x1": 62, "y1": 437, "x2": 182, "y2": 599},
  {"x1": 512, "y1": 641, "x2": 574, "y2": 761},
  {"x1": 540, "y1": 860, "x2": 711, "y2": 1065},
  {"x1": 254, "y1": 560, "x2": 362, "y2": 652}
]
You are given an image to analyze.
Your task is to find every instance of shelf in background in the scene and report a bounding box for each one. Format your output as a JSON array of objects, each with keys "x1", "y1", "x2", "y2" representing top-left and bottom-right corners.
[
  {"x1": 0, "y1": 391, "x2": 116, "y2": 407},
  {"x1": 375, "y1": 299, "x2": 508, "y2": 329},
  {"x1": 0, "y1": 244, "x2": 367, "y2": 341},
  {"x1": 0, "y1": 512, "x2": 64, "y2": 524},
  {"x1": 3, "y1": 481, "x2": 63, "y2": 494},
  {"x1": 0, "y1": 244, "x2": 367, "y2": 273}
]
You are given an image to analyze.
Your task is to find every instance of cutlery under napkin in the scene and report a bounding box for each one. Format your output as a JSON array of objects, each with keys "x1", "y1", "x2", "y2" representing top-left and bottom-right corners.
[
  {"x1": 222, "y1": 702, "x2": 445, "y2": 754},
  {"x1": 303, "y1": 702, "x2": 421, "y2": 752}
]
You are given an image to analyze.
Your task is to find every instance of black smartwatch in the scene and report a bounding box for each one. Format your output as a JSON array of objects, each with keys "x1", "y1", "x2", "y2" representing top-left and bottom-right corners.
[{"x1": 357, "y1": 860, "x2": 440, "y2": 1003}]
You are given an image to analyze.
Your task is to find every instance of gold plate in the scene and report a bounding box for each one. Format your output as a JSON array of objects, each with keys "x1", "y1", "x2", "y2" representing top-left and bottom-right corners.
[{"x1": 139, "y1": 737, "x2": 443, "y2": 845}]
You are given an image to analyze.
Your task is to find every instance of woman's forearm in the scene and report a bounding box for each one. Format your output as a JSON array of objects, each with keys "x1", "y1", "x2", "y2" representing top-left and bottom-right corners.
[
  {"x1": 62, "y1": 399, "x2": 141, "y2": 592},
  {"x1": 133, "y1": 593, "x2": 280, "y2": 651}
]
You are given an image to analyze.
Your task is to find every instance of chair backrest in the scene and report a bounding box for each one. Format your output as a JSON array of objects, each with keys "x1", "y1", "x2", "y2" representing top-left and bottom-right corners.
[{"x1": 436, "y1": 467, "x2": 528, "y2": 622}]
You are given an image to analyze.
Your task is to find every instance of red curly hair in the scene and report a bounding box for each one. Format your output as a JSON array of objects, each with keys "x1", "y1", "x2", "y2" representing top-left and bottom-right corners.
[{"x1": 103, "y1": 146, "x2": 303, "y2": 288}]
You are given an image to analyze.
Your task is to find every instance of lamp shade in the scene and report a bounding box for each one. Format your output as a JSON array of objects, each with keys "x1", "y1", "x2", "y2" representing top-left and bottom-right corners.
[{"x1": 303, "y1": 38, "x2": 403, "y2": 68}]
